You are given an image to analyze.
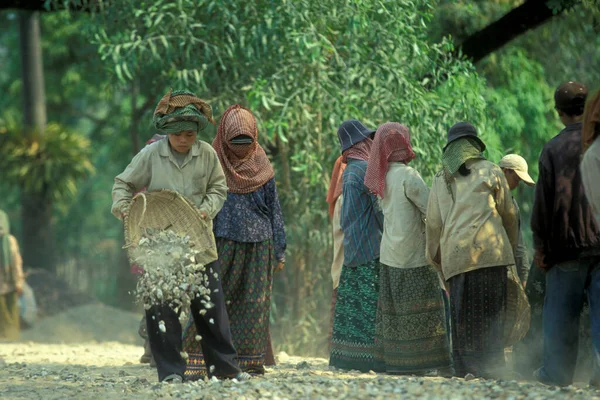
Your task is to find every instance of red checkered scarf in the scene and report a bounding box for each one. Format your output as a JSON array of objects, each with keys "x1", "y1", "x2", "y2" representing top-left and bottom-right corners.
[
  {"x1": 342, "y1": 138, "x2": 373, "y2": 163},
  {"x1": 325, "y1": 156, "x2": 346, "y2": 218},
  {"x1": 364, "y1": 122, "x2": 415, "y2": 198},
  {"x1": 213, "y1": 105, "x2": 275, "y2": 194}
]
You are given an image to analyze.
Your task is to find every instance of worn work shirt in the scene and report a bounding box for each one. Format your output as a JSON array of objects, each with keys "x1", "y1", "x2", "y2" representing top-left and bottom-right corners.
[
  {"x1": 379, "y1": 163, "x2": 429, "y2": 269},
  {"x1": 213, "y1": 178, "x2": 287, "y2": 262},
  {"x1": 426, "y1": 159, "x2": 518, "y2": 281},
  {"x1": 341, "y1": 159, "x2": 384, "y2": 267},
  {"x1": 0, "y1": 235, "x2": 24, "y2": 296},
  {"x1": 111, "y1": 139, "x2": 228, "y2": 225},
  {"x1": 531, "y1": 123, "x2": 600, "y2": 266},
  {"x1": 581, "y1": 137, "x2": 600, "y2": 228}
]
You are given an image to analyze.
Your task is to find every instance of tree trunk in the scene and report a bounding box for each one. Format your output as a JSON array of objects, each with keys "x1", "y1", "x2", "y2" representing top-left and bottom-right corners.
[
  {"x1": 19, "y1": 11, "x2": 46, "y2": 131},
  {"x1": 20, "y1": 188, "x2": 56, "y2": 272},
  {"x1": 458, "y1": 0, "x2": 569, "y2": 64},
  {"x1": 114, "y1": 81, "x2": 145, "y2": 310},
  {"x1": 19, "y1": 11, "x2": 54, "y2": 272}
]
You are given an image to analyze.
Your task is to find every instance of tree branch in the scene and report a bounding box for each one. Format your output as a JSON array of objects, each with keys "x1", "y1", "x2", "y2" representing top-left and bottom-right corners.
[{"x1": 458, "y1": 0, "x2": 571, "y2": 64}]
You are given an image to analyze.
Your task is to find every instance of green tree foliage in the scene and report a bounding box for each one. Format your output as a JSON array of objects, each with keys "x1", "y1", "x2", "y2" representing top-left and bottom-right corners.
[{"x1": 0, "y1": 121, "x2": 94, "y2": 203}]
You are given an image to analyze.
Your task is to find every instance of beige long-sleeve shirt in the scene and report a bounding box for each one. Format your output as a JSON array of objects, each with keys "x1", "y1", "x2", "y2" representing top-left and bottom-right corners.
[
  {"x1": 581, "y1": 137, "x2": 600, "y2": 227},
  {"x1": 0, "y1": 235, "x2": 24, "y2": 295},
  {"x1": 331, "y1": 195, "x2": 344, "y2": 290},
  {"x1": 379, "y1": 163, "x2": 429, "y2": 269},
  {"x1": 426, "y1": 159, "x2": 518, "y2": 281},
  {"x1": 111, "y1": 139, "x2": 228, "y2": 224}
]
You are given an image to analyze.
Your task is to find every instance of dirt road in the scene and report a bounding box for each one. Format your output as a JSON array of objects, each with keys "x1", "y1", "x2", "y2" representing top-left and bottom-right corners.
[{"x1": 0, "y1": 342, "x2": 598, "y2": 400}]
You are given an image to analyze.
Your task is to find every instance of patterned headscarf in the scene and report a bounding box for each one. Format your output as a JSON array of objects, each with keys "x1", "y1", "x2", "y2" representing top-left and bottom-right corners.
[
  {"x1": 326, "y1": 156, "x2": 346, "y2": 218},
  {"x1": 213, "y1": 105, "x2": 275, "y2": 194},
  {"x1": 364, "y1": 122, "x2": 415, "y2": 198},
  {"x1": 583, "y1": 89, "x2": 600, "y2": 153},
  {"x1": 442, "y1": 137, "x2": 485, "y2": 200},
  {"x1": 0, "y1": 210, "x2": 12, "y2": 280},
  {"x1": 342, "y1": 138, "x2": 373, "y2": 163},
  {"x1": 153, "y1": 89, "x2": 215, "y2": 134}
]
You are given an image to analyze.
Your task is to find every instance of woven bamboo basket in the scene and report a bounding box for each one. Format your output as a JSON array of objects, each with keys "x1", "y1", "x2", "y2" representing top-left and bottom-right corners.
[
  {"x1": 504, "y1": 264, "x2": 531, "y2": 346},
  {"x1": 123, "y1": 189, "x2": 218, "y2": 266}
]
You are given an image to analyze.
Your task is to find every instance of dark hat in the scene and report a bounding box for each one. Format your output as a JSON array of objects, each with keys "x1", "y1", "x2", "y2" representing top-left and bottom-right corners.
[
  {"x1": 444, "y1": 122, "x2": 486, "y2": 151},
  {"x1": 337, "y1": 119, "x2": 376, "y2": 153},
  {"x1": 554, "y1": 81, "x2": 588, "y2": 114}
]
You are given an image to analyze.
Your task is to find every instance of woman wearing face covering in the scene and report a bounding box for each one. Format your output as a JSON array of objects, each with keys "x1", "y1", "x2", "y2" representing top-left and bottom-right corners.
[
  {"x1": 0, "y1": 210, "x2": 24, "y2": 340},
  {"x1": 182, "y1": 105, "x2": 286, "y2": 378},
  {"x1": 364, "y1": 122, "x2": 451, "y2": 375}
]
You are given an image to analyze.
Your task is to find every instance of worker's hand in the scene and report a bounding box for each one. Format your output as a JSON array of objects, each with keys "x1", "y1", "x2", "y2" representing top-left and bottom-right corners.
[
  {"x1": 16, "y1": 286, "x2": 23, "y2": 297},
  {"x1": 275, "y1": 261, "x2": 285, "y2": 273},
  {"x1": 200, "y1": 211, "x2": 209, "y2": 220},
  {"x1": 534, "y1": 249, "x2": 548, "y2": 270}
]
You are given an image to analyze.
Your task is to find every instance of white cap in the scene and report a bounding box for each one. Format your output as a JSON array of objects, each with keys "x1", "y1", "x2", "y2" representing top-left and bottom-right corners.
[{"x1": 499, "y1": 154, "x2": 535, "y2": 186}]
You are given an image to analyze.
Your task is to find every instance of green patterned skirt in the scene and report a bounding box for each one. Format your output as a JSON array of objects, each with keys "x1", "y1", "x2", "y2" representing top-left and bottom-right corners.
[
  {"x1": 182, "y1": 238, "x2": 274, "y2": 379},
  {"x1": 329, "y1": 259, "x2": 380, "y2": 372},
  {"x1": 374, "y1": 264, "x2": 451, "y2": 374}
]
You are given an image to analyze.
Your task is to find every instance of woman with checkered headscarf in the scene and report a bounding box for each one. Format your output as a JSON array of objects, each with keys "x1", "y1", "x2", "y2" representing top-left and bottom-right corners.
[
  {"x1": 112, "y1": 90, "x2": 249, "y2": 383},
  {"x1": 364, "y1": 122, "x2": 451, "y2": 375},
  {"x1": 182, "y1": 105, "x2": 286, "y2": 378}
]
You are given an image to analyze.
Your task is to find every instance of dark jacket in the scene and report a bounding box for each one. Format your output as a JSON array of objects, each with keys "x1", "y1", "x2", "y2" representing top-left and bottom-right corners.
[{"x1": 531, "y1": 123, "x2": 600, "y2": 266}]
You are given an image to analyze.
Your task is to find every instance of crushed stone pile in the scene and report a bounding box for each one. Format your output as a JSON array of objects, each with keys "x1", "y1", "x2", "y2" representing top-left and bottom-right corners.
[
  {"x1": 25, "y1": 269, "x2": 96, "y2": 318},
  {"x1": 20, "y1": 303, "x2": 143, "y2": 345}
]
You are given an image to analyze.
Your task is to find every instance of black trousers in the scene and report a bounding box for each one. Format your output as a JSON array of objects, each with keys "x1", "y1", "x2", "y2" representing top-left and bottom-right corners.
[{"x1": 145, "y1": 259, "x2": 241, "y2": 381}]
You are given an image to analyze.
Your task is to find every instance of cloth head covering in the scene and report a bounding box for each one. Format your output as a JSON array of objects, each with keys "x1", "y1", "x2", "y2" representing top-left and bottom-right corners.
[
  {"x1": 153, "y1": 89, "x2": 215, "y2": 134},
  {"x1": 342, "y1": 138, "x2": 373, "y2": 163},
  {"x1": 0, "y1": 210, "x2": 12, "y2": 280},
  {"x1": 498, "y1": 154, "x2": 535, "y2": 186},
  {"x1": 364, "y1": 122, "x2": 416, "y2": 198},
  {"x1": 583, "y1": 89, "x2": 600, "y2": 153},
  {"x1": 442, "y1": 137, "x2": 485, "y2": 200},
  {"x1": 337, "y1": 119, "x2": 376, "y2": 153},
  {"x1": 213, "y1": 105, "x2": 275, "y2": 194},
  {"x1": 326, "y1": 156, "x2": 346, "y2": 218},
  {"x1": 444, "y1": 122, "x2": 486, "y2": 151},
  {"x1": 554, "y1": 81, "x2": 588, "y2": 116}
]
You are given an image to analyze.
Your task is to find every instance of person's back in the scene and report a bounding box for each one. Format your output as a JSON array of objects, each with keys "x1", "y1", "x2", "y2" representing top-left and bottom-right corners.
[
  {"x1": 379, "y1": 163, "x2": 428, "y2": 269},
  {"x1": 532, "y1": 123, "x2": 600, "y2": 265},
  {"x1": 341, "y1": 158, "x2": 383, "y2": 267},
  {"x1": 429, "y1": 158, "x2": 517, "y2": 280}
]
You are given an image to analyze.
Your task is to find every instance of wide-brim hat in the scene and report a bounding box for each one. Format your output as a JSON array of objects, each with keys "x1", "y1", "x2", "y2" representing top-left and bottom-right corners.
[
  {"x1": 443, "y1": 122, "x2": 486, "y2": 151},
  {"x1": 337, "y1": 119, "x2": 376, "y2": 153}
]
